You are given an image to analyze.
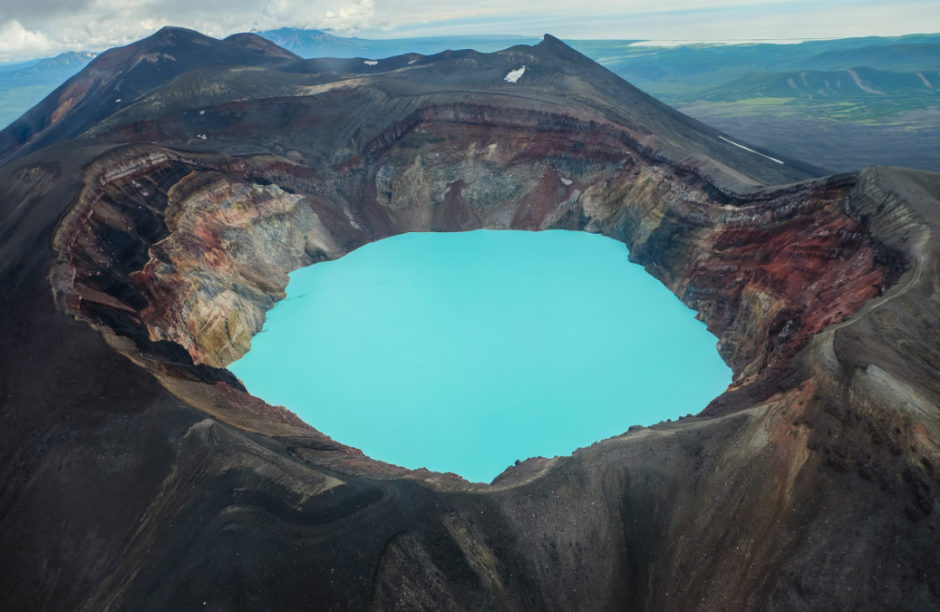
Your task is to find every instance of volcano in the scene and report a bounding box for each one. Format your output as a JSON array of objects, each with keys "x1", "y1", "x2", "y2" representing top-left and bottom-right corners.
[{"x1": 0, "y1": 27, "x2": 937, "y2": 610}]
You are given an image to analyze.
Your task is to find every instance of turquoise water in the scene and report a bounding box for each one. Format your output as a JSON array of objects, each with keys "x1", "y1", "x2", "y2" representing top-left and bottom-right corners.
[{"x1": 229, "y1": 230, "x2": 731, "y2": 483}]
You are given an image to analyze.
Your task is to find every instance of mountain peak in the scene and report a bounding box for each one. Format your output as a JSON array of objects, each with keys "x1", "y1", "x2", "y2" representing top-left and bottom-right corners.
[
  {"x1": 152, "y1": 25, "x2": 205, "y2": 37},
  {"x1": 0, "y1": 26, "x2": 299, "y2": 165},
  {"x1": 144, "y1": 25, "x2": 215, "y2": 46},
  {"x1": 224, "y1": 32, "x2": 301, "y2": 61},
  {"x1": 532, "y1": 33, "x2": 598, "y2": 66}
]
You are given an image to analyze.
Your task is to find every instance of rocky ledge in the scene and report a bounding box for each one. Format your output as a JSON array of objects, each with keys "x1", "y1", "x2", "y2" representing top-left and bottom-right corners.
[{"x1": 0, "y1": 28, "x2": 937, "y2": 610}]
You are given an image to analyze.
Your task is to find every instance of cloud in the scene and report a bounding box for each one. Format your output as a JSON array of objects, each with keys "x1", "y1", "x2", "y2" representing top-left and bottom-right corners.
[
  {"x1": 322, "y1": 0, "x2": 375, "y2": 31},
  {"x1": 0, "y1": 0, "x2": 386, "y2": 60},
  {"x1": 0, "y1": 19, "x2": 57, "y2": 59}
]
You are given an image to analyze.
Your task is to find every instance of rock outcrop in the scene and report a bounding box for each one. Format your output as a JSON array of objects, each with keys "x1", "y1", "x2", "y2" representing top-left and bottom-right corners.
[{"x1": 0, "y1": 29, "x2": 937, "y2": 611}]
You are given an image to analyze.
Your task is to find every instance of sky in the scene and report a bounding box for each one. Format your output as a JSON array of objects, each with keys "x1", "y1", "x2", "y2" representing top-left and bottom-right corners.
[{"x1": 1, "y1": 0, "x2": 939, "y2": 62}]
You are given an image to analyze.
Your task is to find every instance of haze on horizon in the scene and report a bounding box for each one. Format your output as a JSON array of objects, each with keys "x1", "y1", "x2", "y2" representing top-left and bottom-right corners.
[{"x1": 0, "y1": 0, "x2": 938, "y2": 62}]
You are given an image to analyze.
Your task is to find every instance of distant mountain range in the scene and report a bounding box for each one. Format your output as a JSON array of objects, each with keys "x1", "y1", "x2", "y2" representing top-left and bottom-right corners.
[
  {"x1": 566, "y1": 35, "x2": 940, "y2": 172},
  {"x1": 258, "y1": 28, "x2": 540, "y2": 59},
  {"x1": 0, "y1": 51, "x2": 97, "y2": 79},
  {"x1": 699, "y1": 66, "x2": 940, "y2": 101},
  {"x1": 0, "y1": 52, "x2": 99, "y2": 128},
  {"x1": 803, "y1": 41, "x2": 940, "y2": 72},
  {"x1": 577, "y1": 36, "x2": 940, "y2": 92}
]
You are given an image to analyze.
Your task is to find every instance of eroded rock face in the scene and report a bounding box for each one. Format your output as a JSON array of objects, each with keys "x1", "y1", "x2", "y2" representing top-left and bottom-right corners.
[
  {"x1": 135, "y1": 176, "x2": 320, "y2": 366},
  {"x1": 52, "y1": 113, "x2": 895, "y2": 388},
  {"x1": 2, "y1": 29, "x2": 938, "y2": 612}
]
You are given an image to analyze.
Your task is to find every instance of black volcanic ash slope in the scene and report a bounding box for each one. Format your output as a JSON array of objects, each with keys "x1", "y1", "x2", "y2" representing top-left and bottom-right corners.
[
  {"x1": 0, "y1": 26, "x2": 299, "y2": 166},
  {"x1": 0, "y1": 28, "x2": 937, "y2": 612}
]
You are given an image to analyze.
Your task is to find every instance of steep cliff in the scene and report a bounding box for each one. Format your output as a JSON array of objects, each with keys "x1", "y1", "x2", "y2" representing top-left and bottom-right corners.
[{"x1": 0, "y1": 29, "x2": 936, "y2": 611}]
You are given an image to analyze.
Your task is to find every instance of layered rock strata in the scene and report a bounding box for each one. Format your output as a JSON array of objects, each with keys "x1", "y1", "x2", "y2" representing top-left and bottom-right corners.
[{"x1": 52, "y1": 132, "x2": 897, "y2": 393}]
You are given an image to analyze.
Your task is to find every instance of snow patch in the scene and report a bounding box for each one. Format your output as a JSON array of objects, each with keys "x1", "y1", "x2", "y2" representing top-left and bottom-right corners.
[
  {"x1": 719, "y1": 136, "x2": 784, "y2": 165},
  {"x1": 408, "y1": 57, "x2": 418, "y2": 65},
  {"x1": 199, "y1": 109, "x2": 206, "y2": 115},
  {"x1": 363, "y1": 60, "x2": 378, "y2": 66},
  {"x1": 114, "y1": 98, "x2": 121, "y2": 103},
  {"x1": 560, "y1": 176, "x2": 573, "y2": 186},
  {"x1": 847, "y1": 69, "x2": 884, "y2": 95},
  {"x1": 296, "y1": 78, "x2": 367, "y2": 97},
  {"x1": 504, "y1": 66, "x2": 526, "y2": 83},
  {"x1": 196, "y1": 134, "x2": 207, "y2": 141}
]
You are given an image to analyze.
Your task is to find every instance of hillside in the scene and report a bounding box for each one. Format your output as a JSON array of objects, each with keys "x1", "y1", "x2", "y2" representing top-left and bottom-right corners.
[{"x1": 700, "y1": 66, "x2": 940, "y2": 100}]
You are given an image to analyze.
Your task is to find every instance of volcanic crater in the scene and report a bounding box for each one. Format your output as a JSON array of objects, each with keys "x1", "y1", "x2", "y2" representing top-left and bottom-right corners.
[{"x1": 0, "y1": 27, "x2": 937, "y2": 611}]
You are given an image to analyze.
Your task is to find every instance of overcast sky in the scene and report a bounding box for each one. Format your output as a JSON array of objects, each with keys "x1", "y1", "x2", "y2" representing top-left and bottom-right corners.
[{"x1": 1, "y1": 0, "x2": 939, "y2": 62}]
